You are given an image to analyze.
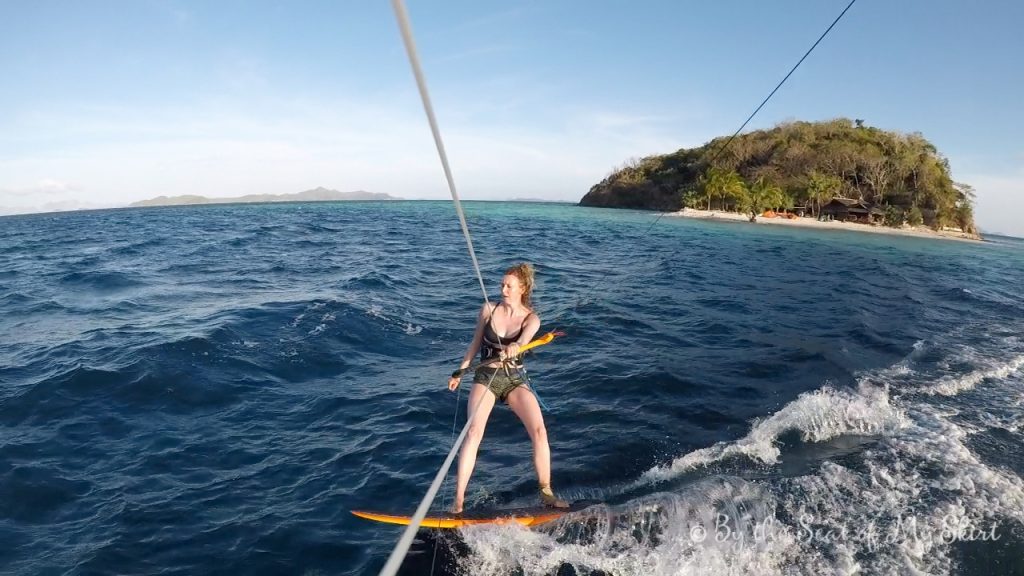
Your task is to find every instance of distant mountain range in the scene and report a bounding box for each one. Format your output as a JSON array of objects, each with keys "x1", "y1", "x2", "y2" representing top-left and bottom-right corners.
[
  {"x1": 507, "y1": 197, "x2": 568, "y2": 203},
  {"x1": 129, "y1": 187, "x2": 400, "y2": 207}
]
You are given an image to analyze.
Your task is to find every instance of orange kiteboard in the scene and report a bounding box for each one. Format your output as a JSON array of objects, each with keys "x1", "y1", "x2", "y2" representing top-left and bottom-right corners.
[{"x1": 352, "y1": 500, "x2": 597, "y2": 529}]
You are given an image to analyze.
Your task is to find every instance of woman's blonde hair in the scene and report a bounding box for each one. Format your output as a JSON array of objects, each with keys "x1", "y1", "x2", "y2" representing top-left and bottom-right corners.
[{"x1": 504, "y1": 263, "x2": 535, "y2": 308}]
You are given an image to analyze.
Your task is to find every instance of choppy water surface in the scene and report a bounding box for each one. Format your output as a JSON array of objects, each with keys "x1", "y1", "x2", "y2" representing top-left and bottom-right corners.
[{"x1": 1, "y1": 201, "x2": 1022, "y2": 575}]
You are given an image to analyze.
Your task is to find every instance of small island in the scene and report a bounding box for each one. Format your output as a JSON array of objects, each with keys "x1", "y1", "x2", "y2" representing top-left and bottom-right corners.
[
  {"x1": 129, "y1": 187, "x2": 400, "y2": 207},
  {"x1": 580, "y1": 119, "x2": 980, "y2": 240}
]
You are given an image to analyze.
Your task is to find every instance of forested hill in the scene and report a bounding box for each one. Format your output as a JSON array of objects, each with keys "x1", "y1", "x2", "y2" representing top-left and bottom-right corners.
[{"x1": 580, "y1": 119, "x2": 977, "y2": 233}]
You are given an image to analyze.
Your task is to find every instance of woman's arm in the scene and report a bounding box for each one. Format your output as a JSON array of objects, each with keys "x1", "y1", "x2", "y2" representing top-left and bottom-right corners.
[
  {"x1": 459, "y1": 302, "x2": 492, "y2": 369},
  {"x1": 448, "y1": 302, "x2": 493, "y2": 390}
]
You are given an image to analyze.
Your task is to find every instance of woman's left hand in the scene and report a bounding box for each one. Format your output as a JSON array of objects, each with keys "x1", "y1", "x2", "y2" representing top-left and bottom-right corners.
[{"x1": 501, "y1": 342, "x2": 521, "y2": 360}]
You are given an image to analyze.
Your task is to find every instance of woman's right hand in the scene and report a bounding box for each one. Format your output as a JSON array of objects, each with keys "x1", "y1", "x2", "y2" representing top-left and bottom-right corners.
[{"x1": 448, "y1": 376, "x2": 461, "y2": 391}]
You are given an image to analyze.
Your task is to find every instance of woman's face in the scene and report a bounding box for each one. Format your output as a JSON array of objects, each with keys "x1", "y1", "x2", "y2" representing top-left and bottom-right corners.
[{"x1": 501, "y1": 274, "x2": 524, "y2": 302}]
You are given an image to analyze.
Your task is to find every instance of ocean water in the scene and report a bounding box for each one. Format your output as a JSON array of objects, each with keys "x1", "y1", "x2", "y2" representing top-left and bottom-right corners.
[{"x1": 1, "y1": 201, "x2": 1022, "y2": 576}]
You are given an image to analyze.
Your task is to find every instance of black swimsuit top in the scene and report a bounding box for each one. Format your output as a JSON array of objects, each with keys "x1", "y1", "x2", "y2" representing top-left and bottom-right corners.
[{"x1": 480, "y1": 311, "x2": 530, "y2": 365}]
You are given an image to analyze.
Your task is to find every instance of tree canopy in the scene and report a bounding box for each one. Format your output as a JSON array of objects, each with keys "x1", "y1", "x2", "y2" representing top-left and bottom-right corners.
[{"x1": 579, "y1": 118, "x2": 977, "y2": 233}]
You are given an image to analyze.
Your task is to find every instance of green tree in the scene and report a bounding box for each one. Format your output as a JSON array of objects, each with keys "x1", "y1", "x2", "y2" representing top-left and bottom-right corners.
[
  {"x1": 948, "y1": 182, "x2": 977, "y2": 234},
  {"x1": 883, "y1": 205, "x2": 905, "y2": 227},
  {"x1": 907, "y1": 205, "x2": 924, "y2": 227},
  {"x1": 740, "y1": 178, "x2": 786, "y2": 221},
  {"x1": 679, "y1": 188, "x2": 702, "y2": 209},
  {"x1": 806, "y1": 172, "x2": 843, "y2": 217},
  {"x1": 701, "y1": 167, "x2": 747, "y2": 211}
]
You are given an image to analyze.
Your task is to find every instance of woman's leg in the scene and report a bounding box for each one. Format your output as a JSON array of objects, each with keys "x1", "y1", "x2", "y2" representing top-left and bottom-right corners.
[
  {"x1": 507, "y1": 386, "x2": 565, "y2": 507},
  {"x1": 453, "y1": 383, "x2": 496, "y2": 513}
]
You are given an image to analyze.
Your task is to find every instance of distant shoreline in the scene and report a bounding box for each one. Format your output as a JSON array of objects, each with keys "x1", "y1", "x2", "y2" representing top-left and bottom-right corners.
[
  {"x1": 0, "y1": 202, "x2": 994, "y2": 242},
  {"x1": 671, "y1": 207, "x2": 983, "y2": 242},
  {"x1": 0, "y1": 198, "x2": 577, "y2": 218}
]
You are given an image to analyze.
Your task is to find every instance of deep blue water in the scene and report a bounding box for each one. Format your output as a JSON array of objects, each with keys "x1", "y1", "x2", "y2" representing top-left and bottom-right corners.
[{"x1": 1, "y1": 201, "x2": 1023, "y2": 575}]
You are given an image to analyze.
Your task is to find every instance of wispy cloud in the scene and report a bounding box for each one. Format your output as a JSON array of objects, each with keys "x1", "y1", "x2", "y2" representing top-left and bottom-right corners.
[
  {"x1": 216, "y1": 50, "x2": 271, "y2": 93},
  {"x1": 0, "y1": 77, "x2": 711, "y2": 210},
  {"x1": 417, "y1": 6, "x2": 535, "y2": 65},
  {"x1": 151, "y1": 0, "x2": 193, "y2": 25},
  {"x1": 586, "y1": 112, "x2": 668, "y2": 131},
  {"x1": 0, "y1": 179, "x2": 82, "y2": 201},
  {"x1": 439, "y1": 6, "x2": 532, "y2": 36},
  {"x1": 432, "y1": 43, "x2": 520, "y2": 65},
  {"x1": 0, "y1": 180, "x2": 100, "y2": 215},
  {"x1": 32, "y1": 179, "x2": 77, "y2": 196}
]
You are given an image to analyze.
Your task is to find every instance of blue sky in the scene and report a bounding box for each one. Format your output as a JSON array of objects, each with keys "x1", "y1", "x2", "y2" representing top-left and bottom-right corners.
[{"x1": 1, "y1": 0, "x2": 1022, "y2": 234}]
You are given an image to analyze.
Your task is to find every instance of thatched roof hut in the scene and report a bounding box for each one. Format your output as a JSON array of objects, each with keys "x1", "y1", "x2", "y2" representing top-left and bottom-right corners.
[{"x1": 820, "y1": 198, "x2": 885, "y2": 223}]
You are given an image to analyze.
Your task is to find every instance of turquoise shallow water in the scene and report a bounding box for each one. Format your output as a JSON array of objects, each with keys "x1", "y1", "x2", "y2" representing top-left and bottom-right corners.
[{"x1": 1, "y1": 201, "x2": 1022, "y2": 575}]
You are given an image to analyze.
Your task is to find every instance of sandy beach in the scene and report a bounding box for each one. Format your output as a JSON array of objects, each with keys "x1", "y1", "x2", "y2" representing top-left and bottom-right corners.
[{"x1": 670, "y1": 208, "x2": 982, "y2": 242}]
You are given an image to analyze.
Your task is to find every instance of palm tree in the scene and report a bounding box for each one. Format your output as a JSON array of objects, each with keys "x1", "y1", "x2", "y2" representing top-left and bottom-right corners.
[
  {"x1": 702, "y1": 167, "x2": 747, "y2": 211},
  {"x1": 806, "y1": 172, "x2": 841, "y2": 217},
  {"x1": 740, "y1": 177, "x2": 785, "y2": 221}
]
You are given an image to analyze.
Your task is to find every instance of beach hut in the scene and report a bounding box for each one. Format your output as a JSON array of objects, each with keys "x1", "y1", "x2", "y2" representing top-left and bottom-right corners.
[{"x1": 820, "y1": 198, "x2": 885, "y2": 223}]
